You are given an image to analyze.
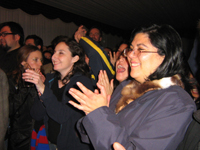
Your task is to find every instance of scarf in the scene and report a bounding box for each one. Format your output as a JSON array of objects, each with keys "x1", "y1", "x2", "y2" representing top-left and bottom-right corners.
[{"x1": 115, "y1": 75, "x2": 184, "y2": 114}]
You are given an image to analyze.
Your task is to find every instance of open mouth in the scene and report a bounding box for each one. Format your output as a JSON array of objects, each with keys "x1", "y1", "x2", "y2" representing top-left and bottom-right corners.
[{"x1": 117, "y1": 65, "x2": 125, "y2": 73}]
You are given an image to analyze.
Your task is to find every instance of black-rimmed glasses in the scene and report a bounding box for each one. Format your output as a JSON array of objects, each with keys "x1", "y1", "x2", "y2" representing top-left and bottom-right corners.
[
  {"x1": 124, "y1": 48, "x2": 158, "y2": 57},
  {"x1": 0, "y1": 32, "x2": 16, "y2": 37}
]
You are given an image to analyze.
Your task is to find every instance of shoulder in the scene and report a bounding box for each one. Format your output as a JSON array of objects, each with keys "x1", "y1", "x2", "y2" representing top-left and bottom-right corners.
[
  {"x1": 45, "y1": 73, "x2": 57, "y2": 86},
  {"x1": 70, "y1": 72, "x2": 94, "y2": 90},
  {"x1": 143, "y1": 86, "x2": 196, "y2": 109}
]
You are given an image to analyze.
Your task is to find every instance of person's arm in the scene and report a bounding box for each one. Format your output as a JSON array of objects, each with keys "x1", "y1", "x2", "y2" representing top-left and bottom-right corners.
[
  {"x1": 39, "y1": 76, "x2": 94, "y2": 124},
  {"x1": 79, "y1": 37, "x2": 115, "y2": 80},
  {"x1": 70, "y1": 84, "x2": 195, "y2": 150},
  {"x1": 8, "y1": 79, "x2": 34, "y2": 117}
]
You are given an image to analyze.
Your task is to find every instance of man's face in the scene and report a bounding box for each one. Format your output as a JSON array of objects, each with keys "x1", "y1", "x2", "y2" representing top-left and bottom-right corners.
[
  {"x1": 25, "y1": 38, "x2": 35, "y2": 46},
  {"x1": 89, "y1": 28, "x2": 102, "y2": 43},
  {"x1": 0, "y1": 26, "x2": 18, "y2": 52}
]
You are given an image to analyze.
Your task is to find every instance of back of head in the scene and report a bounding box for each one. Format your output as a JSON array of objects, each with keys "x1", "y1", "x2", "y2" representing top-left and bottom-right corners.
[
  {"x1": 130, "y1": 24, "x2": 186, "y2": 80},
  {"x1": 0, "y1": 21, "x2": 24, "y2": 46},
  {"x1": 25, "y1": 35, "x2": 43, "y2": 50}
]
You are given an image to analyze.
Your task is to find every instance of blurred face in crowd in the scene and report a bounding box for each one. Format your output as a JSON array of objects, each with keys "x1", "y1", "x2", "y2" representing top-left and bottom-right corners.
[
  {"x1": 89, "y1": 28, "x2": 102, "y2": 43},
  {"x1": 127, "y1": 33, "x2": 165, "y2": 83},
  {"x1": 0, "y1": 26, "x2": 20, "y2": 52},
  {"x1": 25, "y1": 38, "x2": 35, "y2": 46},
  {"x1": 115, "y1": 55, "x2": 129, "y2": 83},
  {"x1": 22, "y1": 50, "x2": 43, "y2": 71},
  {"x1": 25, "y1": 38, "x2": 42, "y2": 50},
  {"x1": 52, "y1": 42, "x2": 79, "y2": 78},
  {"x1": 44, "y1": 52, "x2": 52, "y2": 60}
]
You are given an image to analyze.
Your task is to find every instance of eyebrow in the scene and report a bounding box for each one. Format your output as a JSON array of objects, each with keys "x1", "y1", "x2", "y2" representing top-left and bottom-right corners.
[{"x1": 130, "y1": 43, "x2": 148, "y2": 48}]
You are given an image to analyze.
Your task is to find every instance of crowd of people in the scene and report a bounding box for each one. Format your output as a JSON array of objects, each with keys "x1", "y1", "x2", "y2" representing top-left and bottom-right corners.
[{"x1": 0, "y1": 21, "x2": 199, "y2": 150}]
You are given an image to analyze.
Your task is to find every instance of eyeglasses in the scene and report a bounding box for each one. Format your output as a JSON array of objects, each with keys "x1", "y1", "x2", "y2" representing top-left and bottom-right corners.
[
  {"x1": 0, "y1": 32, "x2": 16, "y2": 37},
  {"x1": 124, "y1": 47, "x2": 158, "y2": 57}
]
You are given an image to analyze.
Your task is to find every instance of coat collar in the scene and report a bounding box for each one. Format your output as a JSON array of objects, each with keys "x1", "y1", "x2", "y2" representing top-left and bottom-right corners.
[{"x1": 115, "y1": 75, "x2": 183, "y2": 114}]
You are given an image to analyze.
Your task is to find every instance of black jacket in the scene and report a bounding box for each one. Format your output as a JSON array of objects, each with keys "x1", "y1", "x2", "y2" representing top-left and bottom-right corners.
[
  {"x1": 30, "y1": 72, "x2": 94, "y2": 150},
  {"x1": 8, "y1": 77, "x2": 38, "y2": 150}
]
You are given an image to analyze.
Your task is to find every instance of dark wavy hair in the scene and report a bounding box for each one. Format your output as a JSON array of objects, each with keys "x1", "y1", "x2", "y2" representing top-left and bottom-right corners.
[
  {"x1": 130, "y1": 24, "x2": 189, "y2": 81},
  {"x1": 54, "y1": 39, "x2": 90, "y2": 84}
]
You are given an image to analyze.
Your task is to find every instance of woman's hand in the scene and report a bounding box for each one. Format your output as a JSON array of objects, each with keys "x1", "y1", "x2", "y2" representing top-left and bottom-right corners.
[
  {"x1": 113, "y1": 142, "x2": 126, "y2": 150},
  {"x1": 98, "y1": 70, "x2": 114, "y2": 96},
  {"x1": 109, "y1": 51, "x2": 117, "y2": 67},
  {"x1": 22, "y1": 69, "x2": 45, "y2": 95},
  {"x1": 68, "y1": 82, "x2": 111, "y2": 115}
]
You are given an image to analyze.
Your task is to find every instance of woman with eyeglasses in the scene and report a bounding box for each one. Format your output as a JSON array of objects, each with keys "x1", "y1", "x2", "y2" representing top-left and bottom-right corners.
[
  {"x1": 68, "y1": 24, "x2": 196, "y2": 150},
  {"x1": 97, "y1": 50, "x2": 131, "y2": 110}
]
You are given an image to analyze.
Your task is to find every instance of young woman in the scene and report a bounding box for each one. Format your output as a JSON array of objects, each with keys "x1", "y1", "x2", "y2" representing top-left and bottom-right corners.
[
  {"x1": 24, "y1": 39, "x2": 94, "y2": 149},
  {"x1": 68, "y1": 24, "x2": 196, "y2": 149},
  {"x1": 8, "y1": 45, "x2": 43, "y2": 150}
]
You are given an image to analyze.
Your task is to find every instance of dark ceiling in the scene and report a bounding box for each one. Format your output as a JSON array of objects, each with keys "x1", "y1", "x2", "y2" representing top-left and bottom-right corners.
[
  {"x1": 1, "y1": 0, "x2": 200, "y2": 38},
  {"x1": 34, "y1": 0, "x2": 200, "y2": 37}
]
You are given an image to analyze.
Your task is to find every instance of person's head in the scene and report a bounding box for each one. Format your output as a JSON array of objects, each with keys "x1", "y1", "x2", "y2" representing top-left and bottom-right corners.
[
  {"x1": 116, "y1": 42, "x2": 128, "y2": 59},
  {"x1": 43, "y1": 51, "x2": 52, "y2": 60},
  {"x1": 88, "y1": 27, "x2": 102, "y2": 43},
  {"x1": 52, "y1": 38, "x2": 89, "y2": 83},
  {"x1": 126, "y1": 24, "x2": 185, "y2": 83},
  {"x1": 51, "y1": 35, "x2": 69, "y2": 49},
  {"x1": 0, "y1": 21, "x2": 24, "y2": 52},
  {"x1": 18, "y1": 45, "x2": 43, "y2": 71},
  {"x1": 115, "y1": 52, "x2": 129, "y2": 83},
  {"x1": 25, "y1": 35, "x2": 43, "y2": 50},
  {"x1": 42, "y1": 50, "x2": 53, "y2": 65}
]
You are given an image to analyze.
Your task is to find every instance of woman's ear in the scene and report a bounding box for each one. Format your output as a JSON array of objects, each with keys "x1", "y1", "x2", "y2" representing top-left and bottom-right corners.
[{"x1": 72, "y1": 55, "x2": 79, "y2": 63}]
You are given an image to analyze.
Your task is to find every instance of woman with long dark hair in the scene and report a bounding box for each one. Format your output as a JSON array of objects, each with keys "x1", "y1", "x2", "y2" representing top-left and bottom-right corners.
[
  {"x1": 24, "y1": 39, "x2": 94, "y2": 149},
  {"x1": 8, "y1": 45, "x2": 43, "y2": 150}
]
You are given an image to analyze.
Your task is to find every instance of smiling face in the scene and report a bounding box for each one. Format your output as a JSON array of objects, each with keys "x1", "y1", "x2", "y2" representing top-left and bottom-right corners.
[
  {"x1": 52, "y1": 42, "x2": 79, "y2": 78},
  {"x1": 115, "y1": 55, "x2": 129, "y2": 83},
  {"x1": 26, "y1": 50, "x2": 43, "y2": 70},
  {"x1": 89, "y1": 28, "x2": 102, "y2": 42},
  {"x1": 127, "y1": 33, "x2": 165, "y2": 83}
]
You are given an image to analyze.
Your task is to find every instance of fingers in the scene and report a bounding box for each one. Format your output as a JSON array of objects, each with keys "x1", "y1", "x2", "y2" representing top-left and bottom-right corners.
[
  {"x1": 76, "y1": 82, "x2": 93, "y2": 96},
  {"x1": 109, "y1": 51, "x2": 113, "y2": 58},
  {"x1": 110, "y1": 79, "x2": 114, "y2": 90},
  {"x1": 96, "y1": 82, "x2": 107, "y2": 98},
  {"x1": 69, "y1": 87, "x2": 87, "y2": 105},
  {"x1": 113, "y1": 142, "x2": 126, "y2": 150},
  {"x1": 68, "y1": 100, "x2": 84, "y2": 111}
]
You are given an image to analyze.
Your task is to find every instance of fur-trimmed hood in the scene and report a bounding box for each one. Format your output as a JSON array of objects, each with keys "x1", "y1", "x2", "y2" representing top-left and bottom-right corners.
[{"x1": 115, "y1": 75, "x2": 184, "y2": 113}]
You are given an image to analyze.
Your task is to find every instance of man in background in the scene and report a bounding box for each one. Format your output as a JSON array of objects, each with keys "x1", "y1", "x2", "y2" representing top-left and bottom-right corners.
[
  {"x1": 25, "y1": 34, "x2": 43, "y2": 50},
  {"x1": 0, "y1": 21, "x2": 24, "y2": 74}
]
